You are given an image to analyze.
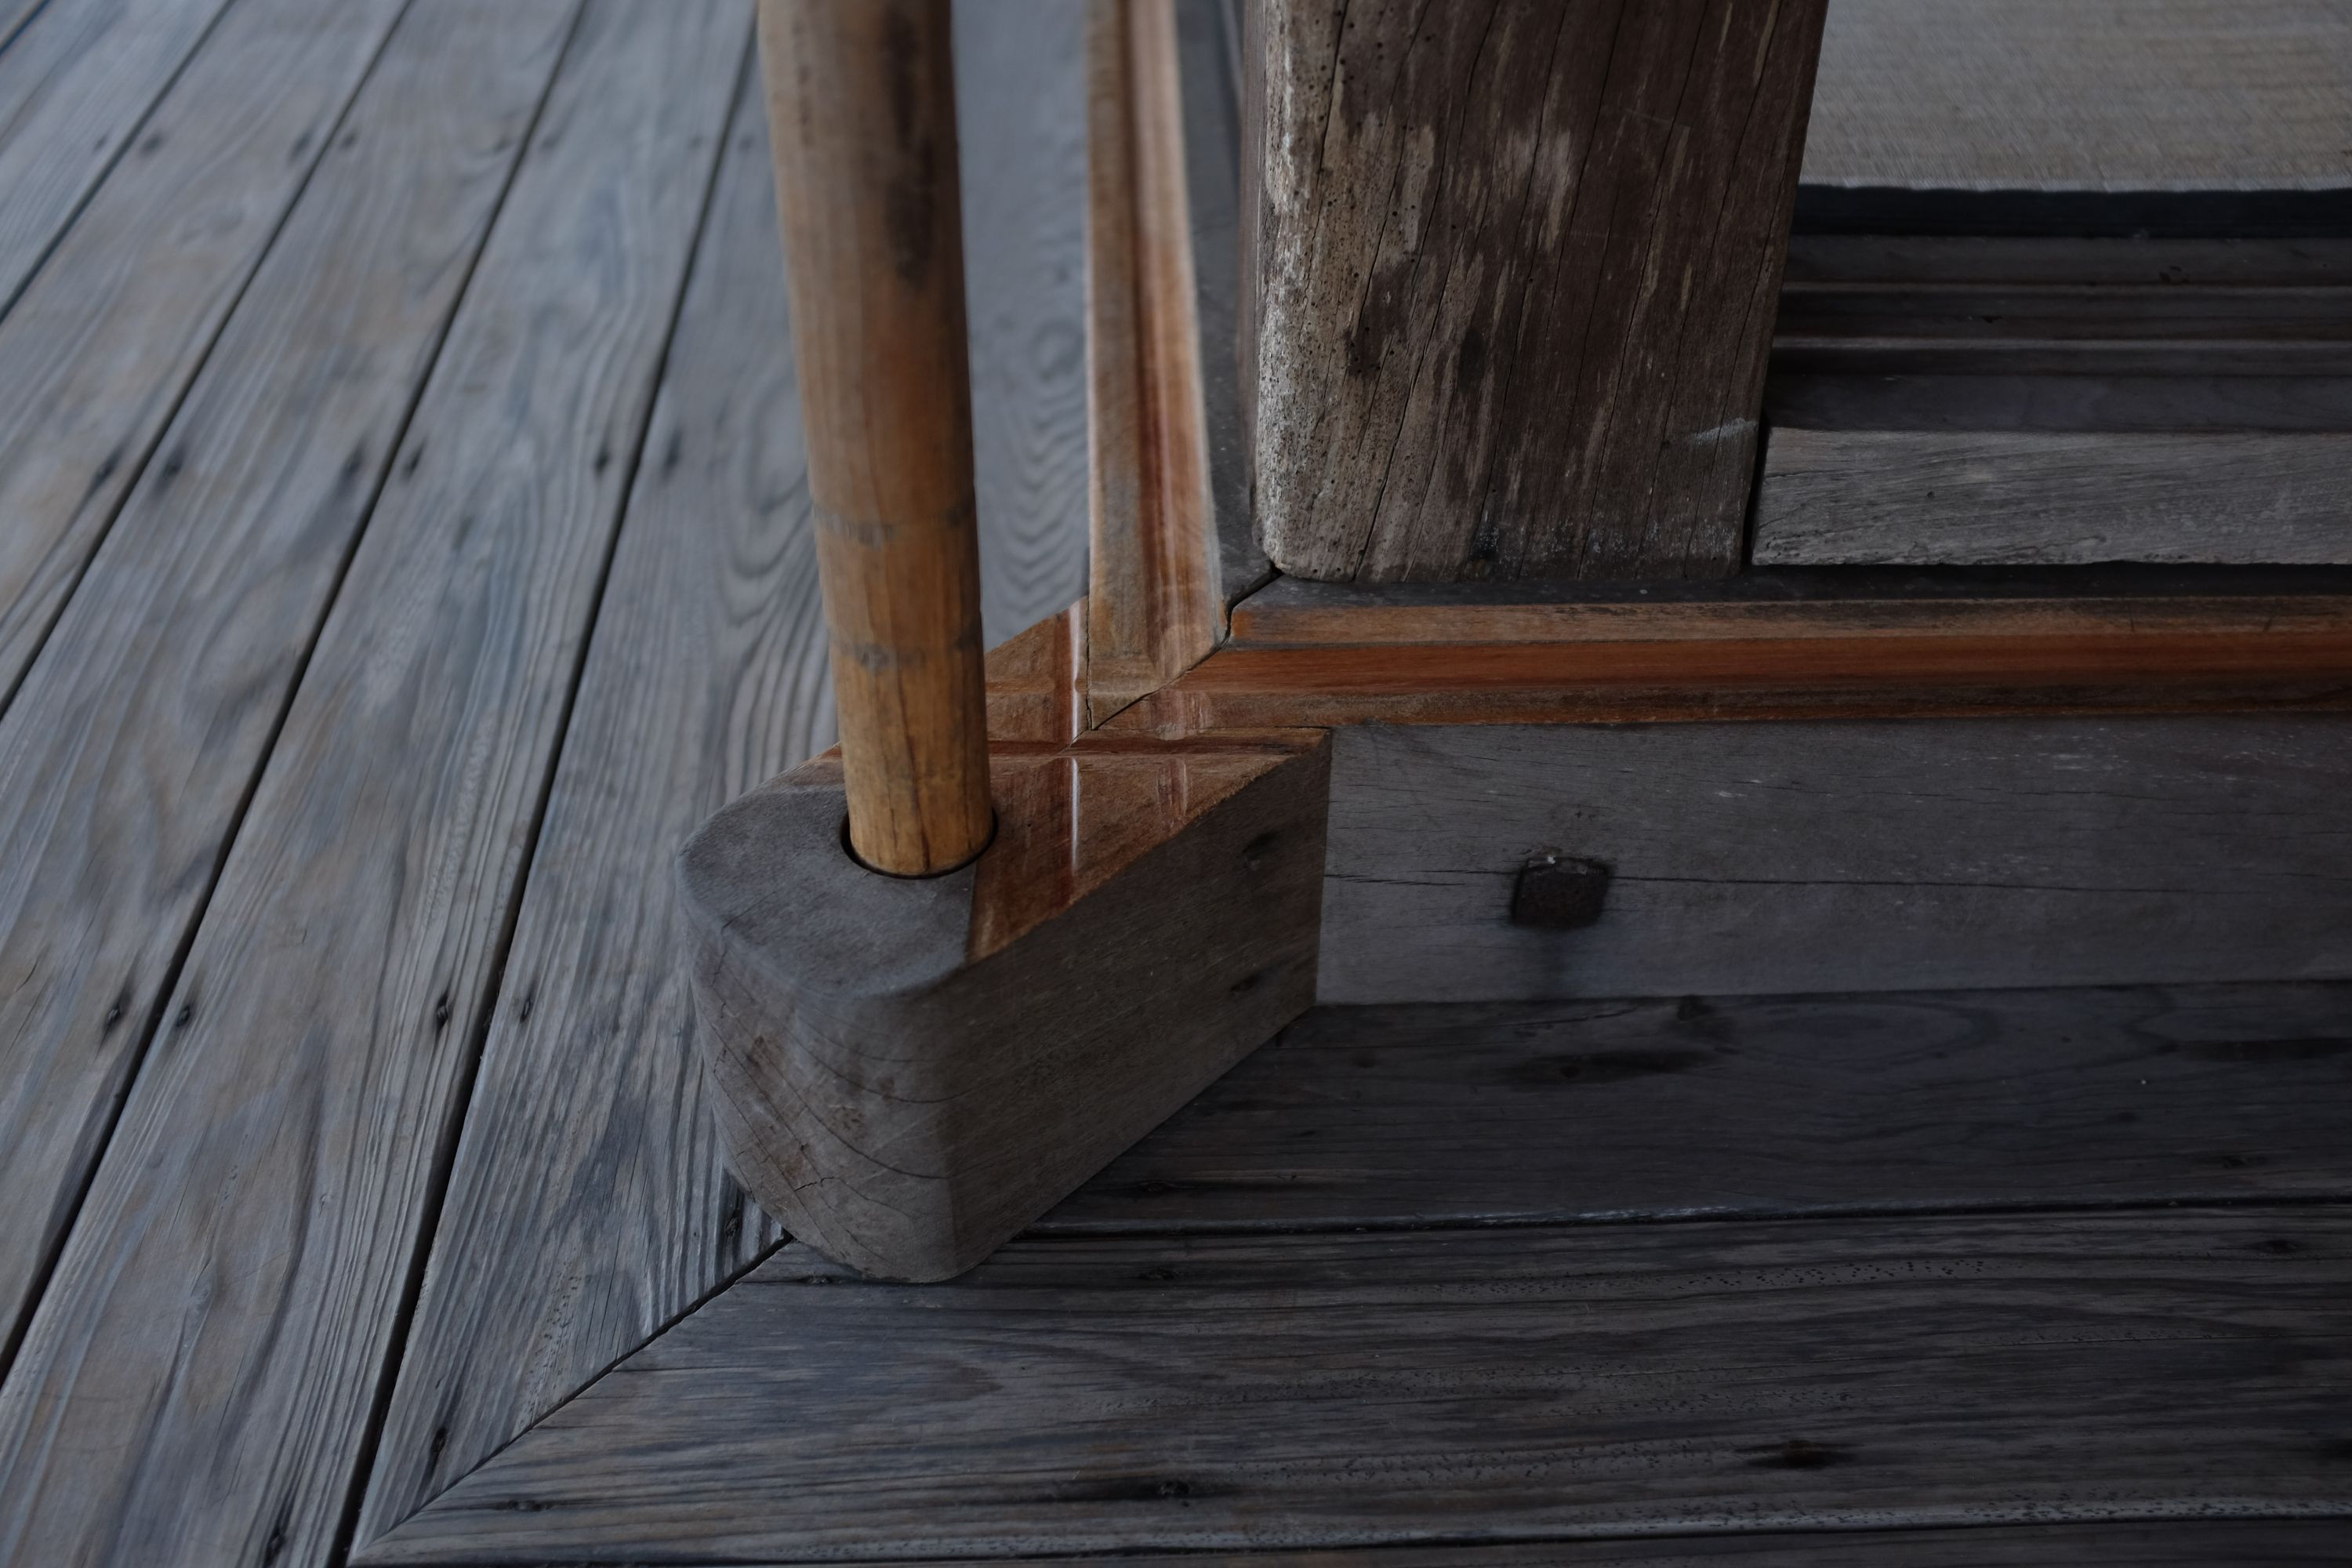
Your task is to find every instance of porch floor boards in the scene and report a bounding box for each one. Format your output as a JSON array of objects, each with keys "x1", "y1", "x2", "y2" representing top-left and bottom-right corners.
[{"x1": 0, "y1": 1, "x2": 2341, "y2": 1565}]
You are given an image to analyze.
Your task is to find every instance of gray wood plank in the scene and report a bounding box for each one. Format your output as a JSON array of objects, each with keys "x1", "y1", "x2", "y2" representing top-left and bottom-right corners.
[
  {"x1": 354, "y1": 71, "x2": 797, "y2": 1547},
  {"x1": 0, "y1": 0, "x2": 236, "y2": 319},
  {"x1": 0, "y1": 0, "x2": 50, "y2": 52},
  {"x1": 1752, "y1": 430, "x2": 2352, "y2": 567},
  {"x1": 1783, "y1": 234, "x2": 2352, "y2": 289},
  {"x1": 361, "y1": 1207, "x2": 2352, "y2": 1563},
  {"x1": 0, "y1": 0, "x2": 570, "y2": 1379},
  {"x1": 956, "y1": 0, "x2": 1090, "y2": 646},
  {"x1": 0, "y1": 0, "x2": 407, "y2": 710},
  {"x1": 1316, "y1": 717, "x2": 2352, "y2": 1005},
  {"x1": 0, "y1": 5, "x2": 748, "y2": 1565},
  {"x1": 1762, "y1": 373, "x2": 2352, "y2": 435},
  {"x1": 1802, "y1": 0, "x2": 2352, "y2": 201},
  {"x1": 1047, "y1": 982, "x2": 2352, "y2": 1232},
  {"x1": 745, "y1": 1522, "x2": 2352, "y2": 1567}
]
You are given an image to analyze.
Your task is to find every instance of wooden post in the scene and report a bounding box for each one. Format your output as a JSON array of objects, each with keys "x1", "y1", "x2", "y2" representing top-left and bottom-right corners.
[
  {"x1": 1084, "y1": 0, "x2": 1225, "y2": 720},
  {"x1": 1247, "y1": 0, "x2": 1828, "y2": 583},
  {"x1": 759, "y1": 0, "x2": 993, "y2": 873}
]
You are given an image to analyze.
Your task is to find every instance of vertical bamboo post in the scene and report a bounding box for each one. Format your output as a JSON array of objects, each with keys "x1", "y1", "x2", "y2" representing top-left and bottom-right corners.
[{"x1": 760, "y1": 0, "x2": 993, "y2": 875}]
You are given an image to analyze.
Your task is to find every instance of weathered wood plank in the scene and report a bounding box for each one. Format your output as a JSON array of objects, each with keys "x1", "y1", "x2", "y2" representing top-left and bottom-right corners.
[
  {"x1": 695, "y1": 1522, "x2": 2352, "y2": 1567},
  {"x1": 1763, "y1": 374, "x2": 2352, "y2": 436},
  {"x1": 1802, "y1": 0, "x2": 2352, "y2": 234},
  {"x1": 1250, "y1": 0, "x2": 1825, "y2": 582},
  {"x1": 957, "y1": 0, "x2": 1091, "y2": 645},
  {"x1": 1317, "y1": 717, "x2": 2352, "y2": 1005},
  {"x1": 0, "y1": 0, "x2": 571, "y2": 1378},
  {"x1": 0, "y1": 5, "x2": 747, "y2": 1565},
  {"x1": 0, "y1": 0, "x2": 236, "y2": 318},
  {"x1": 1047, "y1": 983, "x2": 2352, "y2": 1232},
  {"x1": 1753, "y1": 430, "x2": 2352, "y2": 568},
  {"x1": 364, "y1": 1207, "x2": 2352, "y2": 1562},
  {"x1": 354, "y1": 73, "x2": 796, "y2": 1545},
  {"x1": 0, "y1": 0, "x2": 408, "y2": 707},
  {"x1": 1783, "y1": 235, "x2": 2352, "y2": 289}
]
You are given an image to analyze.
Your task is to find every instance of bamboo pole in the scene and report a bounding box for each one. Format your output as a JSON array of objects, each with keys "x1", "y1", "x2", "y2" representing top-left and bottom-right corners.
[{"x1": 759, "y1": 0, "x2": 993, "y2": 875}]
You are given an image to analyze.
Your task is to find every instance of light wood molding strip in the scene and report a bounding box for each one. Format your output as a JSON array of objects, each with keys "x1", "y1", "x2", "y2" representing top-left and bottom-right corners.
[{"x1": 1083, "y1": 0, "x2": 1223, "y2": 724}]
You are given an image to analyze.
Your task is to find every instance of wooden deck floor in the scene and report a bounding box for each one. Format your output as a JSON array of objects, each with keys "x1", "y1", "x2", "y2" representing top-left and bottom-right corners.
[{"x1": 0, "y1": 2, "x2": 2345, "y2": 1565}]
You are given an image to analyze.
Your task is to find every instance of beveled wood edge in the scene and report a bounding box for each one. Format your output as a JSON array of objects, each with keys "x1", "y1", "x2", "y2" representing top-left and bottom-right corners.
[
  {"x1": 1102, "y1": 625, "x2": 2352, "y2": 733},
  {"x1": 358, "y1": 1199, "x2": 2352, "y2": 1564},
  {"x1": 361, "y1": 1519, "x2": 2352, "y2": 1566},
  {"x1": 1084, "y1": 0, "x2": 1223, "y2": 725}
]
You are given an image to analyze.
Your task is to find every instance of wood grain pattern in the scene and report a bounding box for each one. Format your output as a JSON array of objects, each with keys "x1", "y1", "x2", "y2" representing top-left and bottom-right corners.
[
  {"x1": 983, "y1": 600, "x2": 1089, "y2": 744},
  {"x1": 364, "y1": 1207, "x2": 2352, "y2": 1562},
  {"x1": 712, "y1": 1523, "x2": 2352, "y2": 1567},
  {"x1": 354, "y1": 69, "x2": 797, "y2": 1547},
  {"x1": 759, "y1": 0, "x2": 993, "y2": 875},
  {"x1": 0, "y1": 6, "x2": 748, "y2": 1563},
  {"x1": 379, "y1": 1533, "x2": 2352, "y2": 1568},
  {"x1": 0, "y1": 0, "x2": 234, "y2": 318},
  {"x1": 1754, "y1": 430, "x2": 2352, "y2": 567},
  {"x1": 1772, "y1": 279, "x2": 2352, "y2": 381},
  {"x1": 1227, "y1": 573, "x2": 2352, "y2": 648},
  {"x1": 1085, "y1": 0, "x2": 1221, "y2": 720},
  {"x1": 1783, "y1": 234, "x2": 2352, "y2": 289},
  {"x1": 1250, "y1": 0, "x2": 1825, "y2": 582},
  {"x1": 0, "y1": 0, "x2": 569, "y2": 1381},
  {"x1": 1802, "y1": 0, "x2": 2352, "y2": 212},
  {"x1": 1317, "y1": 717, "x2": 2352, "y2": 1005},
  {"x1": 1770, "y1": 337, "x2": 2352, "y2": 380},
  {"x1": 678, "y1": 731, "x2": 1328, "y2": 1279},
  {"x1": 1764, "y1": 373, "x2": 2352, "y2": 436},
  {"x1": 1049, "y1": 982, "x2": 2352, "y2": 1232},
  {"x1": 956, "y1": 0, "x2": 1091, "y2": 647},
  {"x1": 0, "y1": 0, "x2": 410, "y2": 706},
  {"x1": 1107, "y1": 622, "x2": 2352, "y2": 732}
]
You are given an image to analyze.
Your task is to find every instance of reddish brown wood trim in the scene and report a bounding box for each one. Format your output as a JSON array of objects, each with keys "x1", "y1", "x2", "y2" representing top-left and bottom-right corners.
[
  {"x1": 1104, "y1": 626, "x2": 2352, "y2": 732},
  {"x1": 1229, "y1": 590, "x2": 2352, "y2": 648},
  {"x1": 1085, "y1": 0, "x2": 1221, "y2": 721}
]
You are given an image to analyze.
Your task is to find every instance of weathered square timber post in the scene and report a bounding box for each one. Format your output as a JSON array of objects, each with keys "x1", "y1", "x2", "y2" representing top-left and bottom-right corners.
[{"x1": 1246, "y1": 0, "x2": 1828, "y2": 581}]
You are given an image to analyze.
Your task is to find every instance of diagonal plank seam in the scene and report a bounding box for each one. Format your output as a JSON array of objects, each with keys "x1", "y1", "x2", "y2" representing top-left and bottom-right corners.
[{"x1": 339, "y1": 31, "x2": 760, "y2": 1555}]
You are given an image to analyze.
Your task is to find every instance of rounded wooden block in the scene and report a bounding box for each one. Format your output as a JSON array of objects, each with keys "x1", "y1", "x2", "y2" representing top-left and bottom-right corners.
[{"x1": 677, "y1": 741, "x2": 1330, "y2": 1280}]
